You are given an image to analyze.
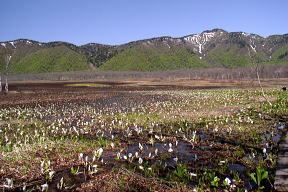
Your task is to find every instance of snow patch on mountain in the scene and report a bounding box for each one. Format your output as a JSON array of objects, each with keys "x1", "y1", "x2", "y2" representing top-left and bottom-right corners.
[
  {"x1": 184, "y1": 32, "x2": 217, "y2": 54},
  {"x1": 249, "y1": 40, "x2": 257, "y2": 53},
  {"x1": 9, "y1": 41, "x2": 16, "y2": 48},
  {"x1": 250, "y1": 44, "x2": 256, "y2": 52},
  {"x1": 242, "y1": 32, "x2": 250, "y2": 37},
  {"x1": 1, "y1": 43, "x2": 6, "y2": 47}
]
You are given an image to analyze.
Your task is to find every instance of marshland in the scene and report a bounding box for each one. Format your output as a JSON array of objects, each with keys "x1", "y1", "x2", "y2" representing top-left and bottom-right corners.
[{"x1": 0, "y1": 78, "x2": 287, "y2": 191}]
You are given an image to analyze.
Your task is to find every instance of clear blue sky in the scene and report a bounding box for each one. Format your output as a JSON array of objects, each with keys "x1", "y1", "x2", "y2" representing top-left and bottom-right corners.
[{"x1": 0, "y1": 0, "x2": 287, "y2": 45}]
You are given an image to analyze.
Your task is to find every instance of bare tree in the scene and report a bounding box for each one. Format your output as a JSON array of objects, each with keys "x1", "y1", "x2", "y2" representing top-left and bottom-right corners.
[
  {"x1": 250, "y1": 48, "x2": 273, "y2": 106},
  {"x1": 4, "y1": 55, "x2": 12, "y2": 93},
  {"x1": 0, "y1": 75, "x2": 2, "y2": 92},
  {"x1": 3, "y1": 46, "x2": 15, "y2": 93},
  {"x1": 4, "y1": 77, "x2": 8, "y2": 93},
  {"x1": 256, "y1": 65, "x2": 271, "y2": 105}
]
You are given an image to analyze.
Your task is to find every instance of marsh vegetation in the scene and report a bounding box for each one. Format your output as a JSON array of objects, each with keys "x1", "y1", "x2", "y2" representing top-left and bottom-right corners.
[{"x1": 0, "y1": 80, "x2": 287, "y2": 191}]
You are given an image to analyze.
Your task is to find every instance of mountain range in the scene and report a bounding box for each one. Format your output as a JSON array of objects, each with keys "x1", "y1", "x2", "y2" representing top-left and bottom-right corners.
[{"x1": 0, "y1": 29, "x2": 288, "y2": 74}]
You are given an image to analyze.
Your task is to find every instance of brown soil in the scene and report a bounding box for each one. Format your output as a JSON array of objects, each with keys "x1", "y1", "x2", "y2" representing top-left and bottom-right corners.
[{"x1": 1, "y1": 78, "x2": 285, "y2": 107}]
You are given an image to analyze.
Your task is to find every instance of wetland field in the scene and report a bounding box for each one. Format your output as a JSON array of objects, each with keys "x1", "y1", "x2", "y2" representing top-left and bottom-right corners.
[{"x1": 0, "y1": 79, "x2": 288, "y2": 191}]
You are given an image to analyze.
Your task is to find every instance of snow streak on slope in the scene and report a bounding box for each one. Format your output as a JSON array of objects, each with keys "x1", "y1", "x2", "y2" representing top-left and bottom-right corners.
[
  {"x1": 184, "y1": 32, "x2": 217, "y2": 54},
  {"x1": 9, "y1": 41, "x2": 16, "y2": 48},
  {"x1": 250, "y1": 42, "x2": 257, "y2": 53}
]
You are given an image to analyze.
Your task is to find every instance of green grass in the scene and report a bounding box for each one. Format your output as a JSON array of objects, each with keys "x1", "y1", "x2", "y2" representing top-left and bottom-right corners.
[
  {"x1": 98, "y1": 46, "x2": 209, "y2": 71},
  {"x1": 8, "y1": 46, "x2": 89, "y2": 74}
]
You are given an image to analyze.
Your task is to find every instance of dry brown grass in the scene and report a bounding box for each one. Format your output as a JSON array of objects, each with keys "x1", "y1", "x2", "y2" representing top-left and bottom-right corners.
[
  {"x1": 76, "y1": 169, "x2": 192, "y2": 192},
  {"x1": 9, "y1": 78, "x2": 288, "y2": 89}
]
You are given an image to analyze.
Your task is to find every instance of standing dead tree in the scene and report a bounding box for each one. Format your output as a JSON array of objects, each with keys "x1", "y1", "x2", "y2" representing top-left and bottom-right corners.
[
  {"x1": 4, "y1": 54, "x2": 12, "y2": 93},
  {"x1": 250, "y1": 47, "x2": 273, "y2": 106},
  {"x1": 256, "y1": 65, "x2": 272, "y2": 106},
  {"x1": 0, "y1": 75, "x2": 2, "y2": 92},
  {"x1": 2, "y1": 44, "x2": 15, "y2": 93}
]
